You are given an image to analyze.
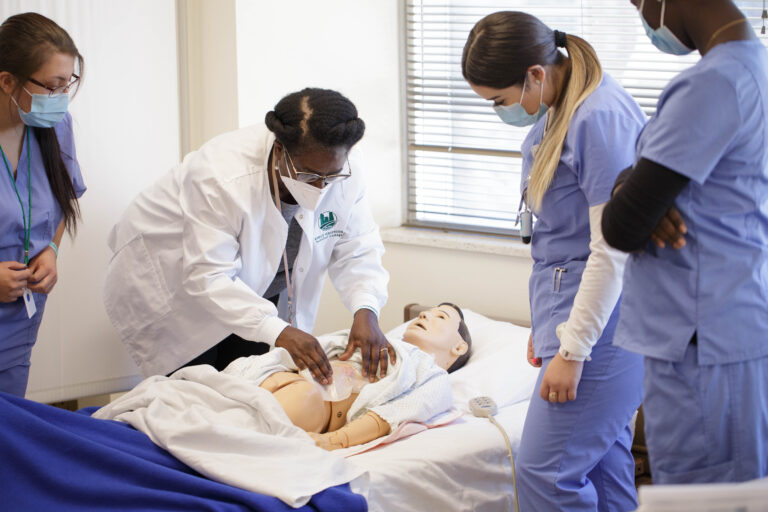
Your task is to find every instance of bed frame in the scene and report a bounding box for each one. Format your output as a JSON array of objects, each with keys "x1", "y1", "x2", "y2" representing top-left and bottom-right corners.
[{"x1": 403, "y1": 303, "x2": 430, "y2": 322}]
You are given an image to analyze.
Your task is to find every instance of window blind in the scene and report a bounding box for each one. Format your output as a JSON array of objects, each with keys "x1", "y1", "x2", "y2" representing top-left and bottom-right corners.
[{"x1": 405, "y1": 0, "x2": 768, "y2": 235}]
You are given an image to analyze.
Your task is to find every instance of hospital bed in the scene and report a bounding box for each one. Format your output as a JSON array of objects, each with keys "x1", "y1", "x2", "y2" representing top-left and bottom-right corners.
[
  {"x1": 0, "y1": 304, "x2": 537, "y2": 511},
  {"x1": 349, "y1": 304, "x2": 537, "y2": 512}
]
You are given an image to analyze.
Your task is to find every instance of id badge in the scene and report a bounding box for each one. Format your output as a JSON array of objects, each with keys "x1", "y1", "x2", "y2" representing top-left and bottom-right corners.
[{"x1": 23, "y1": 288, "x2": 36, "y2": 319}]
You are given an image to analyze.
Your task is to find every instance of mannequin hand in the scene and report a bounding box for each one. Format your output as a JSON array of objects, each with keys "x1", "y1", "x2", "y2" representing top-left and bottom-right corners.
[
  {"x1": 527, "y1": 332, "x2": 542, "y2": 367},
  {"x1": 340, "y1": 309, "x2": 395, "y2": 382},
  {"x1": 28, "y1": 247, "x2": 58, "y2": 294},
  {"x1": 0, "y1": 261, "x2": 30, "y2": 302},
  {"x1": 275, "y1": 326, "x2": 333, "y2": 385},
  {"x1": 307, "y1": 431, "x2": 347, "y2": 451},
  {"x1": 650, "y1": 207, "x2": 686, "y2": 250},
  {"x1": 540, "y1": 353, "x2": 583, "y2": 403}
]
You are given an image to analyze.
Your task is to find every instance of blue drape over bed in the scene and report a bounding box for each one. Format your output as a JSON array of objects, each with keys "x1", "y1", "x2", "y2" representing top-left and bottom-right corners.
[{"x1": 0, "y1": 392, "x2": 367, "y2": 511}]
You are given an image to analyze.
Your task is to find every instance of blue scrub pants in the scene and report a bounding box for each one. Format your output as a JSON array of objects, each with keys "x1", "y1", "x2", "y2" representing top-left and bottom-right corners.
[
  {"x1": 516, "y1": 341, "x2": 643, "y2": 512},
  {"x1": 643, "y1": 344, "x2": 768, "y2": 484},
  {"x1": 0, "y1": 295, "x2": 46, "y2": 397}
]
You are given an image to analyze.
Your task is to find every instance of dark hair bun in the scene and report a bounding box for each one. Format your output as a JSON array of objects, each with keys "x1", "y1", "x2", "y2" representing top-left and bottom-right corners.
[
  {"x1": 266, "y1": 88, "x2": 365, "y2": 153},
  {"x1": 264, "y1": 110, "x2": 301, "y2": 147}
]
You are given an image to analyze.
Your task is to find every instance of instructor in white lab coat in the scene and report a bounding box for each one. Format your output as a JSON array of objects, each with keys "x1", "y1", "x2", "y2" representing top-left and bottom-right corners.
[{"x1": 104, "y1": 88, "x2": 390, "y2": 383}]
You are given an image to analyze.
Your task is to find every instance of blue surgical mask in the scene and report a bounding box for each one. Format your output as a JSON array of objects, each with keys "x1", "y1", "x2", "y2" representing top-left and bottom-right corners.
[
  {"x1": 493, "y1": 77, "x2": 548, "y2": 127},
  {"x1": 12, "y1": 87, "x2": 69, "y2": 128},
  {"x1": 638, "y1": 0, "x2": 693, "y2": 56}
]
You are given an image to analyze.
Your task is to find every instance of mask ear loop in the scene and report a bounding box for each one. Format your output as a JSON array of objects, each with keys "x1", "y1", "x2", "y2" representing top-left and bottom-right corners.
[
  {"x1": 283, "y1": 149, "x2": 300, "y2": 181},
  {"x1": 271, "y1": 144, "x2": 295, "y2": 326},
  {"x1": 10, "y1": 94, "x2": 26, "y2": 114}
]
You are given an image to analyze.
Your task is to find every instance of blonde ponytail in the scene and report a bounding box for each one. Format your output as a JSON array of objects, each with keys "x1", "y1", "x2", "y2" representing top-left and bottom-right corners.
[{"x1": 526, "y1": 34, "x2": 602, "y2": 211}]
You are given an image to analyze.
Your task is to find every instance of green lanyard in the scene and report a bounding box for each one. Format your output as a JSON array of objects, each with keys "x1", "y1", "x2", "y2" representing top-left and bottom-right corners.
[{"x1": 1, "y1": 127, "x2": 32, "y2": 264}]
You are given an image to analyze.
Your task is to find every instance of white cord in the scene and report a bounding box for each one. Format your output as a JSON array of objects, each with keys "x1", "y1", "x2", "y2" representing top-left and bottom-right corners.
[{"x1": 487, "y1": 415, "x2": 520, "y2": 512}]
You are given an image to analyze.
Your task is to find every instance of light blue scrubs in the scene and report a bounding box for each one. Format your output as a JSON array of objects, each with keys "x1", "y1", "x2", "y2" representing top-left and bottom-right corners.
[
  {"x1": 516, "y1": 74, "x2": 646, "y2": 512},
  {"x1": 614, "y1": 39, "x2": 768, "y2": 483},
  {"x1": 0, "y1": 113, "x2": 85, "y2": 397}
]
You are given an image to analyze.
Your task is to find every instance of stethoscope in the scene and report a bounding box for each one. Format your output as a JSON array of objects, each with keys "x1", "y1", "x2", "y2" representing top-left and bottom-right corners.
[
  {"x1": 516, "y1": 176, "x2": 532, "y2": 244},
  {"x1": 516, "y1": 110, "x2": 552, "y2": 245}
]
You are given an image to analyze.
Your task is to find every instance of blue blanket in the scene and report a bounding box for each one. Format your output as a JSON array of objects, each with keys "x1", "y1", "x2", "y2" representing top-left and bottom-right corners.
[{"x1": 0, "y1": 392, "x2": 367, "y2": 511}]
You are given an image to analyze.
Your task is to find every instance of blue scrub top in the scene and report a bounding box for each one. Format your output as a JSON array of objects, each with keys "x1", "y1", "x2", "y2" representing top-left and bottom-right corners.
[
  {"x1": 614, "y1": 40, "x2": 768, "y2": 365},
  {"x1": 0, "y1": 113, "x2": 86, "y2": 320},
  {"x1": 522, "y1": 74, "x2": 646, "y2": 358}
]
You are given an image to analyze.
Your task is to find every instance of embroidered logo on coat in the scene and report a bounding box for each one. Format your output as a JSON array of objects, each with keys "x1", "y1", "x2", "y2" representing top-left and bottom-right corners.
[
  {"x1": 315, "y1": 211, "x2": 342, "y2": 243},
  {"x1": 319, "y1": 211, "x2": 337, "y2": 231}
]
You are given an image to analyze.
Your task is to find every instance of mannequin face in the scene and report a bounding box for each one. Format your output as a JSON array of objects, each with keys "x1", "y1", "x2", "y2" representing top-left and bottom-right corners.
[{"x1": 403, "y1": 305, "x2": 468, "y2": 370}]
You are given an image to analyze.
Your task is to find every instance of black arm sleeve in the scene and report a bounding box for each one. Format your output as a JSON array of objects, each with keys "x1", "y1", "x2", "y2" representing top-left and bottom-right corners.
[{"x1": 601, "y1": 158, "x2": 690, "y2": 252}]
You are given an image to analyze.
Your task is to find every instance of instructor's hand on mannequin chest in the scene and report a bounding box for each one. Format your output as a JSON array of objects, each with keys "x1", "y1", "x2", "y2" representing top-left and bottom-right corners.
[
  {"x1": 275, "y1": 326, "x2": 333, "y2": 385},
  {"x1": 340, "y1": 308, "x2": 395, "y2": 382}
]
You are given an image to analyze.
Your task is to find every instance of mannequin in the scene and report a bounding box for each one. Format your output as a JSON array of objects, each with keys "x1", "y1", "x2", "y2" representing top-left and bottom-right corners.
[{"x1": 259, "y1": 303, "x2": 472, "y2": 450}]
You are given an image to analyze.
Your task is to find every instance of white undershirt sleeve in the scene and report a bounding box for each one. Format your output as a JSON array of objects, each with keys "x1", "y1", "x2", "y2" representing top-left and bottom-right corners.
[{"x1": 555, "y1": 202, "x2": 628, "y2": 360}]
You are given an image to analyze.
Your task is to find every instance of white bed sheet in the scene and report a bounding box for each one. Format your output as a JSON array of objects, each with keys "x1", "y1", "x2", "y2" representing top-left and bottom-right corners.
[{"x1": 351, "y1": 400, "x2": 530, "y2": 512}]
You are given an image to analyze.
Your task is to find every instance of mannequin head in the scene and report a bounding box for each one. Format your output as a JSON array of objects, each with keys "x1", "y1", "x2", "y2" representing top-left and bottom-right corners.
[{"x1": 403, "y1": 303, "x2": 472, "y2": 372}]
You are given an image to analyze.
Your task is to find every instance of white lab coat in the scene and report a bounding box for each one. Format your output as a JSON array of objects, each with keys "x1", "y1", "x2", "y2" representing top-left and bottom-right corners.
[{"x1": 104, "y1": 124, "x2": 388, "y2": 377}]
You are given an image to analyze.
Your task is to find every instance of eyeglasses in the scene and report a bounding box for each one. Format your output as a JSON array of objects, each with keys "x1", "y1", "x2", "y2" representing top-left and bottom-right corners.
[
  {"x1": 27, "y1": 74, "x2": 80, "y2": 97},
  {"x1": 284, "y1": 151, "x2": 352, "y2": 187}
]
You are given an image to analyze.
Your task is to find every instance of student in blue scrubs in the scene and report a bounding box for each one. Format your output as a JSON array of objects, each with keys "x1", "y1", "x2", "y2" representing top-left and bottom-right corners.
[
  {"x1": 463, "y1": 12, "x2": 646, "y2": 511},
  {"x1": 603, "y1": 0, "x2": 768, "y2": 484},
  {"x1": 0, "y1": 13, "x2": 86, "y2": 397}
]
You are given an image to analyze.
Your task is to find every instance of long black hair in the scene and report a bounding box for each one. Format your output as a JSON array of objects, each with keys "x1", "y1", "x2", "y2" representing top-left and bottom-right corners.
[
  {"x1": 0, "y1": 12, "x2": 83, "y2": 234},
  {"x1": 264, "y1": 88, "x2": 365, "y2": 155}
]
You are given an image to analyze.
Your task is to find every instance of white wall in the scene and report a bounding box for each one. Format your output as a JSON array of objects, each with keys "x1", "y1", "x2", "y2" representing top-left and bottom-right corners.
[
  {"x1": 0, "y1": 1, "x2": 181, "y2": 402},
  {"x1": 316, "y1": 240, "x2": 533, "y2": 334},
  {"x1": 178, "y1": 0, "x2": 239, "y2": 154},
  {"x1": 235, "y1": 0, "x2": 403, "y2": 227}
]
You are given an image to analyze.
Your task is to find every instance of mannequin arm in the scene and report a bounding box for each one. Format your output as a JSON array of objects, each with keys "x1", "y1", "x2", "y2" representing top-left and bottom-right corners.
[{"x1": 309, "y1": 411, "x2": 390, "y2": 451}]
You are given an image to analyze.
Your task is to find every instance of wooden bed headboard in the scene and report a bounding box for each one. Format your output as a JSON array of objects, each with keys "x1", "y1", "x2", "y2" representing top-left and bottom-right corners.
[{"x1": 403, "y1": 303, "x2": 430, "y2": 322}]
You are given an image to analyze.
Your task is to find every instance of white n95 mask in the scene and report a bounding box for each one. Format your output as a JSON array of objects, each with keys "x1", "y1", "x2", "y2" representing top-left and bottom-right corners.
[
  {"x1": 279, "y1": 149, "x2": 329, "y2": 211},
  {"x1": 281, "y1": 175, "x2": 327, "y2": 212}
]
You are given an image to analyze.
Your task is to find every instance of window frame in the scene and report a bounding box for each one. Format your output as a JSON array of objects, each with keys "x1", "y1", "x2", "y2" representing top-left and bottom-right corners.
[{"x1": 402, "y1": 0, "x2": 768, "y2": 238}]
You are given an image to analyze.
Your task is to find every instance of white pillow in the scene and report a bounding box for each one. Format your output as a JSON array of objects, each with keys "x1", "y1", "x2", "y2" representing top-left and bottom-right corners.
[{"x1": 385, "y1": 309, "x2": 539, "y2": 413}]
